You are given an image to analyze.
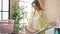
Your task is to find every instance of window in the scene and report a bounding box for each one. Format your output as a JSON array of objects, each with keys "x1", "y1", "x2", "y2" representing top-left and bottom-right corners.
[
  {"x1": 0, "y1": 0, "x2": 10, "y2": 20},
  {"x1": 0, "y1": 12, "x2": 1, "y2": 20},
  {"x1": 0, "y1": 0, "x2": 1, "y2": 11},
  {"x1": 19, "y1": 0, "x2": 34, "y2": 24},
  {"x1": 19, "y1": 0, "x2": 34, "y2": 31}
]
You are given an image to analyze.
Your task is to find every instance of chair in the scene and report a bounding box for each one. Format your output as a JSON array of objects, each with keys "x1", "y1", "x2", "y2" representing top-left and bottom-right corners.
[{"x1": 0, "y1": 20, "x2": 14, "y2": 34}]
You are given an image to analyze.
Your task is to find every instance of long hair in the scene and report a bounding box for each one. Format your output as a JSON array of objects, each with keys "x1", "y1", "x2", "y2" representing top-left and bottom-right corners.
[{"x1": 32, "y1": 0, "x2": 42, "y2": 10}]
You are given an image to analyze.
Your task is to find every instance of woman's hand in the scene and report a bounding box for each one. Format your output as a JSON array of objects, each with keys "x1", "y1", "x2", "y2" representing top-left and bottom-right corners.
[
  {"x1": 24, "y1": 25, "x2": 29, "y2": 32},
  {"x1": 24, "y1": 25, "x2": 40, "y2": 33}
]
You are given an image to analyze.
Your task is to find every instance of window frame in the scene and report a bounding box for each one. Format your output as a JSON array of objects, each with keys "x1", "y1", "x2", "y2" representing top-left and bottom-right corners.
[{"x1": 0, "y1": 0, "x2": 10, "y2": 20}]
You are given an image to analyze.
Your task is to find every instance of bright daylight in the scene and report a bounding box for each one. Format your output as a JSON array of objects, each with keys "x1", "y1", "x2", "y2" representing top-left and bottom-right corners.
[{"x1": 0, "y1": 0, "x2": 60, "y2": 34}]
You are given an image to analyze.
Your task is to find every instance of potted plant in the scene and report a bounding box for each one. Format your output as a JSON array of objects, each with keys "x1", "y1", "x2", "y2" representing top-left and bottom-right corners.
[{"x1": 12, "y1": 2, "x2": 26, "y2": 34}]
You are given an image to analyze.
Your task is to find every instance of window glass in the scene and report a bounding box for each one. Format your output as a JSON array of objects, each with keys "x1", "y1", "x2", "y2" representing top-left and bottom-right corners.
[
  {"x1": 0, "y1": 12, "x2": 1, "y2": 20},
  {"x1": 3, "y1": 0, "x2": 9, "y2": 11},
  {"x1": 0, "y1": 0, "x2": 1, "y2": 11},
  {"x1": 3, "y1": 12, "x2": 8, "y2": 20}
]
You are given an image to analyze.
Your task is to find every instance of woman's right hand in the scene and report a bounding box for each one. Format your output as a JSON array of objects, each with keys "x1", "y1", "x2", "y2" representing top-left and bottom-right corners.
[{"x1": 24, "y1": 25, "x2": 29, "y2": 31}]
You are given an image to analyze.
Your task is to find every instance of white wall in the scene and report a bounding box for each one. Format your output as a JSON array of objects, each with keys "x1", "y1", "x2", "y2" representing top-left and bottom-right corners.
[
  {"x1": 45, "y1": 0, "x2": 60, "y2": 34},
  {"x1": 45, "y1": 0, "x2": 60, "y2": 21}
]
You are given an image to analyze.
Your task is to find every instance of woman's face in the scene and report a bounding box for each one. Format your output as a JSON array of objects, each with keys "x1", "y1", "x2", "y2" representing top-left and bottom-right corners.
[{"x1": 32, "y1": 3, "x2": 38, "y2": 10}]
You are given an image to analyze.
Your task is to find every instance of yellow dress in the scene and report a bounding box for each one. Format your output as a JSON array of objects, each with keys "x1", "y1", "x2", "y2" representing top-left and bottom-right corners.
[{"x1": 28, "y1": 10, "x2": 50, "y2": 34}]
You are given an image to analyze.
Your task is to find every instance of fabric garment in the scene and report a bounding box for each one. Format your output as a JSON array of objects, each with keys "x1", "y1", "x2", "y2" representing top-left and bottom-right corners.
[
  {"x1": 28, "y1": 10, "x2": 50, "y2": 34},
  {"x1": 32, "y1": 11, "x2": 39, "y2": 29},
  {"x1": 54, "y1": 28, "x2": 60, "y2": 34}
]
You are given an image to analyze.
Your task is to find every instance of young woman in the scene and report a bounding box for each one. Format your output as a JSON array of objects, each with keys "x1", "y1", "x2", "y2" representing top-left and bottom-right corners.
[{"x1": 25, "y1": 0, "x2": 49, "y2": 34}]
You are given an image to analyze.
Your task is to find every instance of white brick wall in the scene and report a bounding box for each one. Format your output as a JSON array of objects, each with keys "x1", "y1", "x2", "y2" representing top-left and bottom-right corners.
[
  {"x1": 45, "y1": 0, "x2": 60, "y2": 34},
  {"x1": 45, "y1": 0, "x2": 60, "y2": 21}
]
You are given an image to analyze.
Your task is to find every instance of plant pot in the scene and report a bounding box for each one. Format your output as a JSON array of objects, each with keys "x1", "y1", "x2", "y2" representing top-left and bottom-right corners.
[{"x1": 13, "y1": 29, "x2": 18, "y2": 34}]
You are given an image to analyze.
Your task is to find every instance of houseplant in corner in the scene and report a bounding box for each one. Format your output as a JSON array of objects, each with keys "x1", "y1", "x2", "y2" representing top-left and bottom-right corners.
[{"x1": 12, "y1": 2, "x2": 26, "y2": 34}]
